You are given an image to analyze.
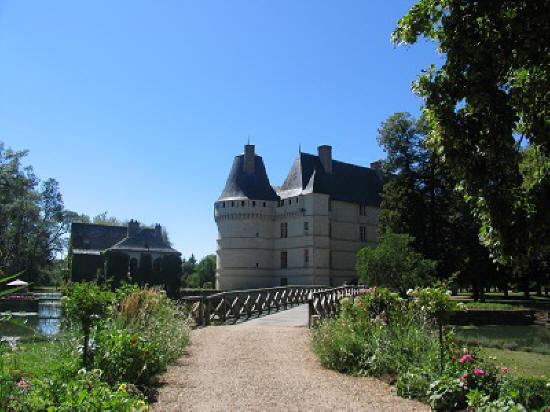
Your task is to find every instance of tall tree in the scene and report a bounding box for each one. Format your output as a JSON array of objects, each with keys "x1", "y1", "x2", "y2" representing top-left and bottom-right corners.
[
  {"x1": 393, "y1": 1, "x2": 550, "y2": 292},
  {"x1": 377, "y1": 113, "x2": 501, "y2": 296},
  {"x1": 0, "y1": 142, "x2": 69, "y2": 283}
]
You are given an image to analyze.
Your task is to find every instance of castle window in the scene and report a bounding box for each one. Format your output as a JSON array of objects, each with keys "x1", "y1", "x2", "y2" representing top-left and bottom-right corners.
[
  {"x1": 304, "y1": 221, "x2": 309, "y2": 232},
  {"x1": 360, "y1": 225, "x2": 367, "y2": 241},
  {"x1": 241, "y1": 201, "x2": 245, "y2": 207},
  {"x1": 280, "y1": 251, "x2": 287, "y2": 269},
  {"x1": 222, "y1": 202, "x2": 226, "y2": 208},
  {"x1": 252, "y1": 201, "x2": 256, "y2": 207},
  {"x1": 231, "y1": 201, "x2": 234, "y2": 207},
  {"x1": 281, "y1": 199, "x2": 284, "y2": 206},
  {"x1": 289, "y1": 198, "x2": 292, "y2": 205},
  {"x1": 304, "y1": 249, "x2": 309, "y2": 266},
  {"x1": 263, "y1": 202, "x2": 266, "y2": 207},
  {"x1": 280, "y1": 222, "x2": 288, "y2": 238},
  {"x1": 360, "y1": 204, "x2": 367, "y2": 216}
]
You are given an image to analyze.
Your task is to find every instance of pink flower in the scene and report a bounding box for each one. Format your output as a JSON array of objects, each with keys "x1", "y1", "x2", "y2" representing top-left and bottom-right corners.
[
  {"x1": 17, "y1": 380, "x2": 26, "y2": 387},
  {"x1": 474, "y1": 368, "x2": 484, "y2": 376},
  {"x1": 461, "y1": 374, "x2": 467, "y2": 381},
  {"x1": 501, "y1": 367, "x2": 508, "y2": 374},
  {"x1": 459, "y1": 354, "x2": 474, "y2": 363}
]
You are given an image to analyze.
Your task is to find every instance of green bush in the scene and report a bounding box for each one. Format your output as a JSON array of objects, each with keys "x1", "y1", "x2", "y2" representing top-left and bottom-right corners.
[
  {"x1": 500, "y1": 376, "x2": 550, "y2": 410},
  {"x1": 312, "y1": 288, "x2": 441, "y2": 378},
  {"x1": 7, "y1": 370, "x2": 147, "y2": 411},
  {"x1": 94, "y1": 328, "x2": 162, "y2": 385},
  {"x1": 311, "y1": 284, "x2": 535, "y2": 409},
  {"x1": 95, "y1": 287, "x2": 190, "y2": 384}
]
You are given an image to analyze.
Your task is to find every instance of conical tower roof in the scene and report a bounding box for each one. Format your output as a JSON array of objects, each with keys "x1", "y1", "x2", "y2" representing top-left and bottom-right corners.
[{"x1": 218, "y1": 145, "x2": 279, "y2": 201}]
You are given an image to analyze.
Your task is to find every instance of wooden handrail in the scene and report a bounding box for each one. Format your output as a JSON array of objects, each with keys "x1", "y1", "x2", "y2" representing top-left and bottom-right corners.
[
  {"x1": 181, "y1": 285, "x2": 330, "y2": 326},
  {"x1": 307, "y1": 286, "x2": 367, "y2": 327}
]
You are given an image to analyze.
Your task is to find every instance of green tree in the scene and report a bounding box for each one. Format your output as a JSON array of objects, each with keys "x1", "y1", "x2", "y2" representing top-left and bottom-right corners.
[
  {"x1": 393, "y1": 1, "x2": 550, "y2": 293},
  {"x1": 356, "y1": 231, "x2": 436, "y2": 297},
  {"x1": 196, "y1": 254, "x2": 216, "y2": 288},
  {"x1": 0, "y1": 142, "x2": 69, "y2": 284},
  {"x1": 181, "y1": 254, "x2": 197, "y2": 287},
  {"x1": 63, "y1": 282, "x2": 113, "y2": 366},
  {"x1": 378, "y1": 113, "x2": 501, "y2": 298}
]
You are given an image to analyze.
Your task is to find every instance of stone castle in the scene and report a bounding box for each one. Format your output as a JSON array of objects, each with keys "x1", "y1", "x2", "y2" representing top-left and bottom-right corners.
[{"x1": 214, "y1": 144, "x2": 386, "y2": 290}]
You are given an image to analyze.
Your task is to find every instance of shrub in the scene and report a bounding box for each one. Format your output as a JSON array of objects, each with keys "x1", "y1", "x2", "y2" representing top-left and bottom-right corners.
[
  {"x1": 427, "y1": 376, "x2": 468, "y2": 410},
  {"x1": 94, "y1": 328, "x2": 162, "y2": 385},
  {"x1": 500, "y1": 376, "x2": 550, "y2": 410},
  {"x1": 312, "y1": 287, "x2": 441, "y2": 378},
  {"x1": 7, "y1": 370, "x2": 147, "y2": 411},
  {"x1": 94, "y1": 287, "x2": 190, "y2": 384}
]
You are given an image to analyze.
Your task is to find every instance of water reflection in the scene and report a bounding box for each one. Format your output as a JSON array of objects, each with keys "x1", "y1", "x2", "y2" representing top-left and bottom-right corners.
[{"x1": 0, "y1": 292, "x2": 62, "y2": 337}]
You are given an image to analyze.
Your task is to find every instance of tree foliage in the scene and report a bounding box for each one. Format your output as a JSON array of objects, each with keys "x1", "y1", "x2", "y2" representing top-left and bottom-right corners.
[
  {"x1": 0, "y1": 142, "x2": 69, "y2": 283},
  {"x1": 377, "y1": 113, "x2": 503, "y2": 295},
  {"x1": 356, "y1": 231, "x2": 436, "y2": 296},
  {"x1": 393, "y1": 1, "x2": 550, "y2": 277}
]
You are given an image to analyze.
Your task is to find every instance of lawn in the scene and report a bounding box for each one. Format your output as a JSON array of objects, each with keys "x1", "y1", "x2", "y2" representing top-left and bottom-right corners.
[
  {"x1": 480, "y1": 347, "x2": 550, "y2": 377},
  {"x1": 1, "y1": 337, "x2": 73, "y2": 381},
  {"x1": 454, "y1": 325, "x2": 550, "y2": 354}
]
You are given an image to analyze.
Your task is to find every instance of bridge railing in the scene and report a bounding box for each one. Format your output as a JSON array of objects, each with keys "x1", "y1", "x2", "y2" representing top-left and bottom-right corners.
[
  {"x1": 181, "y1": 285, "x2": 329, "y2": 326},
  {"x1": 307, "y1": 286, "x2": 367, "y2": 327}
]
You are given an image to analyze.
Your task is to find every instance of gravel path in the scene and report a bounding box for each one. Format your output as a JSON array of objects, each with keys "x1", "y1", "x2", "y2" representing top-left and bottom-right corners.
[{"x1": 154, "y1": 320, "x2": 428, "y2": 411}]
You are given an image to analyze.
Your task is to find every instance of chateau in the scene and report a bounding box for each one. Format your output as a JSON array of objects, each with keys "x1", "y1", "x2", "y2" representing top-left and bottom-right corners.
[{"x1": 215, "y1": 144, "x2": 387, "y2": 290}]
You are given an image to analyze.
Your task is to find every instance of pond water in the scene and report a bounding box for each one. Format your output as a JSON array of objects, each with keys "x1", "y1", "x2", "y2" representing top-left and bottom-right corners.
[{"x1": 0, "y1": 292, "x2": 62, "y2": 337}]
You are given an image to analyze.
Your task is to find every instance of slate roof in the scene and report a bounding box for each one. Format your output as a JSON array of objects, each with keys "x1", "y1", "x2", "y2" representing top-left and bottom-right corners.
[
  {"x1": 218, "y1": 154, "x2": 279, "y2": 201},
  {"x1": 277, "y1": 152, "x2": 387, "y2": 206},
  {"x1": 70, "y1": 223, "x2": 127, "y2": 254},
  {"x1": 70, "y1": 222, "x2": 179, "y2": 255},
  {"x1": 110, "y1": 230, "x2": 180, "y2": 254}
]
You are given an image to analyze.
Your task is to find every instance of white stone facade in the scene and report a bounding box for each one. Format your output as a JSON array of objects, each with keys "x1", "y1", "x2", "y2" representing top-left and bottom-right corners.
[{"x1": 215, "y1": 145, "x2": 384, "y2": 290}]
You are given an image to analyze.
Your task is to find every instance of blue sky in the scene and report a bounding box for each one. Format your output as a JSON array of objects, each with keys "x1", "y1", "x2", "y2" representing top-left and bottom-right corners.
[{"x1": 0, "y1": 1, "x2": 439, "y2": 259}]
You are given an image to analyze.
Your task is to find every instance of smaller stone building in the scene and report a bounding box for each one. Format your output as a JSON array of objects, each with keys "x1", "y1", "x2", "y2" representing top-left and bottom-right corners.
[{"x1": 70, "y1": 220, "x2": 180, "y2": 282}]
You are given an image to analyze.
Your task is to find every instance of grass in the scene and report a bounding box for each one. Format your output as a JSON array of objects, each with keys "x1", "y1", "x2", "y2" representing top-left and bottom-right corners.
[
  {"x1": 459, "y1": 302, "x2": 528, "y2": 310},
  {"x1": 480, "y1": 347, "x2": 550, "y2": 377},
  {"x1": 2, "y1": 336, "x2": 77, "y2": 381},
  {"x1": 455, "y1": 325, "x2": 550, "y2": 354}
]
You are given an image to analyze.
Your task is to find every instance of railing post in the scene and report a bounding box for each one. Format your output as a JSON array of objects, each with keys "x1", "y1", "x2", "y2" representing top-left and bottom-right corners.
[
  {"x1": 308, "y1": 296, "x2": 314, "y2": 328},
  {"x1": 205, "y1": 297, "x2": 211, "y2": 326}
]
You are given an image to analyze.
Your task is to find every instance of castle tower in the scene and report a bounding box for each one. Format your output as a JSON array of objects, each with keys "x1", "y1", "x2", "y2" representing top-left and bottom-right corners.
[{"x1": 214, "y1": 145, "x2": 279, "y2": 290}]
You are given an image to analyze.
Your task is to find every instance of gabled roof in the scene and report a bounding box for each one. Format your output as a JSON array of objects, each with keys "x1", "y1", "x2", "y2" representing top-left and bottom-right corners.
[
  {"x1": 110, "y1": 229, "x2": 179, "y2": 254},
  {"x1": 277, "y1": 152, "x2": 387, "y2": 206},
  {"x1": 70, "y1": 222, "x2": 180, "y2": 255},
  {"x1": 70, "y1": 223, "x2": 127, "y2": 254},
  {"x1": 218, "y1": 154, "x2": 279, "y2": 201}
]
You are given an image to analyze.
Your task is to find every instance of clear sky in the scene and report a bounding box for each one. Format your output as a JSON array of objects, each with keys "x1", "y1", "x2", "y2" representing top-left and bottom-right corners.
[{"x1": 0, "y1": 1, "x2": 439, "y2": 260}]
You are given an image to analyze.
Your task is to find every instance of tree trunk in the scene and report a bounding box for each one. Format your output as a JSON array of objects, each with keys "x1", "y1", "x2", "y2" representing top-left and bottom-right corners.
[{"x1": 83, "y1": 324, "x2": 90, "y2": 366}]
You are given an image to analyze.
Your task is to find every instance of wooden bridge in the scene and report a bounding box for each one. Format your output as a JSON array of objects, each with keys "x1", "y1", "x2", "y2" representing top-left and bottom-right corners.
[{"x1": 181, "y1": 285, "x2": 367, "y2": 327}]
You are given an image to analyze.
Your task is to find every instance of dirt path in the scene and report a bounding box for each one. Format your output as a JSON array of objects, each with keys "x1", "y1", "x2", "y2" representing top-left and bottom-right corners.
[{"x1": 154, "y1": 321, "x2": 428, "y2": 411}]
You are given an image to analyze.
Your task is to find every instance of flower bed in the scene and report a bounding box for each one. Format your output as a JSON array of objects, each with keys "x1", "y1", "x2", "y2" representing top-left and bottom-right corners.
[{"x1": 311, "y1": 285, "x2": 550, "y2": 410}]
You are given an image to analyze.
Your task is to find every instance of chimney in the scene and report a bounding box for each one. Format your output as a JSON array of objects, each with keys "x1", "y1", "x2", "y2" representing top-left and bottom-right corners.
[
  {"x1": 318, "y1": 145, "x2": 333, "y2": 174},
  {"x1": 370, "y1": 160, "x2": 383, "y2": 171},
  {"x1": 243, "y1": 144, "x2": 255, "y2": 174},
  {"x1": 127, "y1": 219, "x2": 140, "y2": 237},
  {"x1": 154, "y1": 224, "x2": 162, "y2": 240}
]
